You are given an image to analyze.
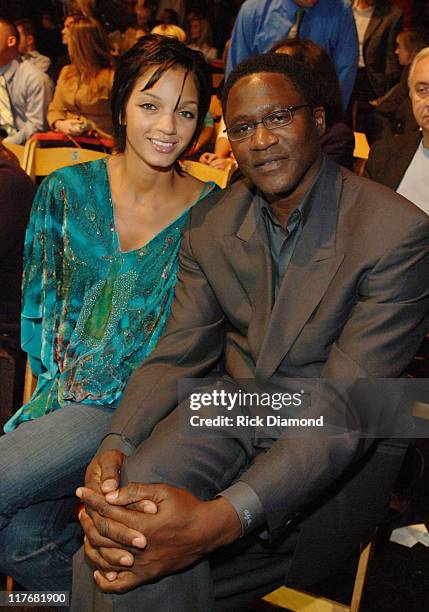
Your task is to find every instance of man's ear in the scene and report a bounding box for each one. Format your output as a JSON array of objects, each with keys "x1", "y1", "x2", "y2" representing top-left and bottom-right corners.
[
  {"x1": 313, "y1": 107, "x2": 326, "y2": 136},
  {"x1": 7, "y1": 35, "x2": 17, "y2": 49}
]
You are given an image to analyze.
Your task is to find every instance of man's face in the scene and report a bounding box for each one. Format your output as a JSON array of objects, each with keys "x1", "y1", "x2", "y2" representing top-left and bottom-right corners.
[
  {"x1": 225, "y1": 72, "x2": 324, "y2": 201},
  {"x1": 410, "y1": 56, "x2": 429, "y2": 137},
  {"x1": 136, "y1": 1, "x2": 151, "y2": 26}
]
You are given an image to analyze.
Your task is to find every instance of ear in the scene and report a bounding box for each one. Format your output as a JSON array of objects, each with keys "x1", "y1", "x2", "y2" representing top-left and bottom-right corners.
[
  {"x1": 313, "y1": 107, "x2": 326, "y2": 136},
  {"x1": 7, "y1": 35, "x2": 17, "y2": 49}
]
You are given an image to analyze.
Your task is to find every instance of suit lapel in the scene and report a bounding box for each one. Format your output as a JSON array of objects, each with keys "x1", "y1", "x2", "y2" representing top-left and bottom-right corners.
[
  {"x1": 223, "y1": 187, "x2": 274, "y2": 358},
  {"x1": 363, "y1": 5, "x2": 383, "y2": 47},
  {"x1": 256, "y1": 160, "x2": 345, "y2": 379}
]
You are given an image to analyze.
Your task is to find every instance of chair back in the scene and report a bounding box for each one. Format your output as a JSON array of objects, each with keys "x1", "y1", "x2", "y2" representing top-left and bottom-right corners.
[
  {"x1": 180, "y1": 159, "x2": 236, "y2": 189},
  {"x1": 353, "y1": 132, "x2": 370, "y2": 160},
  {"x1": 25, "y1": 139, "x2": 108, "y2": 180}
]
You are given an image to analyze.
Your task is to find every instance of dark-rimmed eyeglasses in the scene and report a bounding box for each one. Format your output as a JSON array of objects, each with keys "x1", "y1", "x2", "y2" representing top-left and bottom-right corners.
[{"x1": 224, "y1": 105, "x2": 309, "y2": 142}]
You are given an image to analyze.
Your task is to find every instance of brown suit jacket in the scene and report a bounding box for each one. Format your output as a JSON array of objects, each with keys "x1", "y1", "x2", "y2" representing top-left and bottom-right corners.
[{"x1": 101, "y1": 159, "x2": 429, "y2": 586}]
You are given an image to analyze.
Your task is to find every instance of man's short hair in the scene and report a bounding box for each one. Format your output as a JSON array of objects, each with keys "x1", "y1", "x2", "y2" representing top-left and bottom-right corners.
[
  {"x1": 0, "y1": 19, "x2": 20, "y2": 46},
  {"x1": 222, "y1": 52, "x2": 322, "y2": 115},
  {"x1": 408, "y1": 46, "x2": 429, "y2": 88}
]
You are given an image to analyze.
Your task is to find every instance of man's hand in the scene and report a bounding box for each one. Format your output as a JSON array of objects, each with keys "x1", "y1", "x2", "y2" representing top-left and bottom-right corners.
[
  {"x1": 84, "y1": 450, "x2": 127, "y2": 495},
  {"x1": 77, "y1": 482, "x2": 242, "y2": 593}
]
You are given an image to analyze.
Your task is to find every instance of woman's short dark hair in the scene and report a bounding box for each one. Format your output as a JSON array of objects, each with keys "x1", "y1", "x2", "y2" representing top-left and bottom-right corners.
[
  {"x1": 111, "y1": 34, "x2": 212, "y2": 156},
  {"x1": 271, "y1": 38, "x2": 344, "y2": 127}
]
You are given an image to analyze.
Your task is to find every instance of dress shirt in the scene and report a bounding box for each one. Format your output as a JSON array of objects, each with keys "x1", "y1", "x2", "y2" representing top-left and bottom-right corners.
[
  {"x1": 396, "y1": 140, "x2": 429, "y2": 215},
  {"x1": 226, "y1": 0, "x2": 358, "y2": 107},
  {"x1": 0, "y1": 58, "x2": 53, "y2": 145},
  {"x1": 22, "y1": 50, "x2": 52, "y2": 74}
]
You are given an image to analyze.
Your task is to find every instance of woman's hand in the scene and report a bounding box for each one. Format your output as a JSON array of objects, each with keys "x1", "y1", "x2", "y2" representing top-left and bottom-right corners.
[{"x1": 54, "y1": 119, "x2": 87, "y2": 136}]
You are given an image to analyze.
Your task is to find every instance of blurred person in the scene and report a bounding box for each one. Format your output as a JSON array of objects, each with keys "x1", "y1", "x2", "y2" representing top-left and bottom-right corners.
[
  {"x1": 47, "y1": 16, "x2": 115, "y2": 140},
  {"x1": 156, "y1": 1, "x2": 185, "y2": 25},
  {"x1": 188, "y1": 16, "x2": 217, "y2": 61},
  {"x1": 151, "y1": 23, "x2": 186, "y2": 43},
  {"x1": 368, "y1": 27, "x2": 429, "y2": 140},
  {"x1": 48, "y1": 13, "x2": 76, "y2": 83},
  {"x1": 226, "y1": 0, "x2": 359, "y2": 108},
  {"x1": 0, "y1": 34, "x2": 214, "y2": 591},
  {"x1": 366, "y1": 47, "x2": 429, "y2": 215},
  {"x1": 15, "y1": 19, "x2": 51, "y2": 73},
  {"x1": 0, "y1": 141, "x2": 36, "y2": 327},
  {"x1": 352, "y1": 0, "x2": 403, "y2": 135},
  {"x1": 135, "y1": 0, "x2": 153, "y2": 31},
  {"x1": 273, "y1": 38, "x2": 355, "y2": 168},
  {"x1": 0, "y1": 19, "x2": 53, "y2": 144}
]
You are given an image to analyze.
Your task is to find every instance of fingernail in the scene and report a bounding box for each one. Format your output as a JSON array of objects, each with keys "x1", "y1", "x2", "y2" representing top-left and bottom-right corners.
[
  {"x1": 76, "y1": 488, "x2": 83, "y2": 499},
  {"x1": 105, "y1": 572, "x2": 118, "y2": 581},
  {"x1": 106, "y1": 490, "x2": 118, "y2": 501},
  {"x1": 102, "y1": 479, "x2": 118, "y2": 492},
  {"x1": 132, "y1": 536, "x2": 146, "y2": 548},
  {"x1": 119, "y1": 555, "x2": 133, "y2": 566}
]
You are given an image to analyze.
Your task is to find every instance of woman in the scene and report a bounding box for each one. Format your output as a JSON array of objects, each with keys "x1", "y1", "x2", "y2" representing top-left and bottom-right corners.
[
  {"x1": 188, "y1": 17, "x2": 217, "y2": 61},
  {"x1": 47, "y1": 16, "x2": 115, "y2": 139},
  {"x1": 0, "y1": 34, "x2": 214, "y2": 592}
]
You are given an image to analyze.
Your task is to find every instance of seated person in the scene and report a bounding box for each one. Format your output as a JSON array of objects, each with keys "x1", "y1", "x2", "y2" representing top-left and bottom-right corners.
[
  {"x1": 188, "y1": 17, "x2": 217, "y2": 61},
  {"x1": 273, "y1": 38, "x2": 355, "y2": 170},
  {"x1": 0, "y1": 19, "x2": 53, "y2": 144},
  {"x1": 15, "y1": 19, "x2": 51, "y2": 73},
  {"x1": 0, "y1": 141, "x2": 36, "y2": 328},
  {"x1": 47, "y1": 17, "x2": 115, "y2": 140},
  {"x1": 369, "y1": 27, "x2": 429, "y2": 140},
  {"x1": 71, "y1": 53, "x2": 428, "y2": 610},
  {"x1": 0, "y1": 35, "x2": 215, "y2": 592},
  {"x1": 365, "y1": 47, "x2": 429, "y2": 215}
]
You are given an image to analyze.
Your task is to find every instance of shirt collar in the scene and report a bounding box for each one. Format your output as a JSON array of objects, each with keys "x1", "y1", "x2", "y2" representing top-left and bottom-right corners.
[{"x1": 0, "y1": 58, "x2": 20, "y2": 82}]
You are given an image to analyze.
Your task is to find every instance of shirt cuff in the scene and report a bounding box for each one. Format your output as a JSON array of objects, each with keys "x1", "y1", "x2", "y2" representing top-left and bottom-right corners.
[
  {"x1": 219, "y1": 481, "x2": 265, "y2": 536},
  {"x1": 97, "y1": 433, "x2": 136, "y2": 457}
]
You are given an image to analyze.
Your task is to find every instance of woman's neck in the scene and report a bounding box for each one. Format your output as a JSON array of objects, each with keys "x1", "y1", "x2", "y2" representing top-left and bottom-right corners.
[{"x1": 110, "y1": 151, "x2": 177, "y2": 205}]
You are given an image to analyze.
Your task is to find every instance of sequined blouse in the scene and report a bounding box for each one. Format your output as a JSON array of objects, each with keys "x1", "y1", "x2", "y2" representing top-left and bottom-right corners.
[{"x1": 5, "y1": 158, "x2": 215, "y2": 431}]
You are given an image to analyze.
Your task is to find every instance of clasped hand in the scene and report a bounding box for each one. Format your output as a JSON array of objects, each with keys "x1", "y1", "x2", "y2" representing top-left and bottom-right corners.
[{"x1": 77, "y1": 451, "x2": 241, "y2": 593}]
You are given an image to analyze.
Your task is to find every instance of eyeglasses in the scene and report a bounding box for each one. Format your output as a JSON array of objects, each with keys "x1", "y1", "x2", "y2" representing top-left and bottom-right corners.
[{"x1": 224, "y1": 105, "x2": 309, "y2": 142}]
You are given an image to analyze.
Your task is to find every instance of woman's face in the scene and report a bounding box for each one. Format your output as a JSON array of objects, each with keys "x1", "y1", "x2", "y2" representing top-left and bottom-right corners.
[
  {"x1": 395, "y1": 35, "x2": 412, "y2": 66},
  {"x1": 62, "y1": 16, "x2": 75, "y2": 46},
  {"x1": 124, "y1": 66, "x2": 199, "y2": 168}
]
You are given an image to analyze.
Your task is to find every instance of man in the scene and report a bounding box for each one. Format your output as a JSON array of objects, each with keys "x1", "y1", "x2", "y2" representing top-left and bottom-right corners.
[
  {"x1": 366, "y1": 46, "x2": 429, "y2": 215},
  {"x1": 15, "y1": 19, "x2": 51, "y2": 73},
  {"x1": 0, "y1": 19, "x2": 52, "y2": 144},
  {"x1": 71, "y1": 52, "x2": 429, "y2": 611},
  {"x1": 226, "y1": 0, "x2": 359, "y2": 107},
  {"x1": 352, "y1": 0, "x2": 403, "y2": 136}
]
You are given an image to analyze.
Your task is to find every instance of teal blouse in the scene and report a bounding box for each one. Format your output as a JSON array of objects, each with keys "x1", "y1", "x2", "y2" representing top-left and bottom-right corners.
[{"x1": 5, "y1": 158, "x2": 215, "y2": 431}]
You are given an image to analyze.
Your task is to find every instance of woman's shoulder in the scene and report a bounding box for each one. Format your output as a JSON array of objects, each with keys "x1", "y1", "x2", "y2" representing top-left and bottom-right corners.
[
  {"x1": 42, "y1": 157, "x2": 108, "y2": 192},
  {"x1": 179, "y1": 172, "x2": 218, "y2": 205}
]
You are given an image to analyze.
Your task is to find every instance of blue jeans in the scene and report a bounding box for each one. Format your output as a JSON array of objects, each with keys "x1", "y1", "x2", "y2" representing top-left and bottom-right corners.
[{"x1": 0, "y1": 403, "x2": 113, "y2": 591}]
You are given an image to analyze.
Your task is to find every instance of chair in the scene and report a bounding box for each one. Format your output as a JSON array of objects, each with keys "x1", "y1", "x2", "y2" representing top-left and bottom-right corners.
[
  {"x1": 353, "y1": 132, "x2": 370, "y2": 160},
  {"x1": 263, "y1": 540, "x2": 373, "y2": 612},
  {"x1": 25, "y1": 138, "x2": 108, "y2": 180},
  {"x1": 2, "y1": 142, "x2": 26, "y2": 170},
  {"x1": 180, "y1": 159, "x2": 236, "y2": 189}
]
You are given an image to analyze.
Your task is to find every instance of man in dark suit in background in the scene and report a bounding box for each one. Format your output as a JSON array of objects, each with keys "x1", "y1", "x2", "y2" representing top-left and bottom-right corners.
[
  {"x1": 72, "y1": 53, "x2": 429, "y2": 611},
  {"x1": 366, "y1": 46, "x2": 429, "y2": 215}
]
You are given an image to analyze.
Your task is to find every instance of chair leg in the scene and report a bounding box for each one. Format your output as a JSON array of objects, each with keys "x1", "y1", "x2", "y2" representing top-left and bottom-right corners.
[
  {"x1": 350, "y1": 539, "x2": 373, "y2": 612},
  {"x1": 6, "y1": 575, "x2": 14, "y2": 592}
]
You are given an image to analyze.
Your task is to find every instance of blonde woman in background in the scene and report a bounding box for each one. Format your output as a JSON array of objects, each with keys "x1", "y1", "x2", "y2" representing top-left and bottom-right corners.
[
  {"x1": 48, "y1": 16, "x2": 115, "y2": 139},
  {"x1": 151, "y1": 23, "x2": 187, "y2": 43},
  {"x1": 188, "y1": 17, "x2": 217, "y2": 61}
]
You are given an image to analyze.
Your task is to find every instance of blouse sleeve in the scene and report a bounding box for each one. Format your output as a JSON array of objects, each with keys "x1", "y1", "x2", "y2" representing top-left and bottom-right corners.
[
  {"x1": 47, "y1": 66, "x2": 69, "y2": 128},
  {"x1": 21, "y1": 174, "x2": 64, "y2": 381}
]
